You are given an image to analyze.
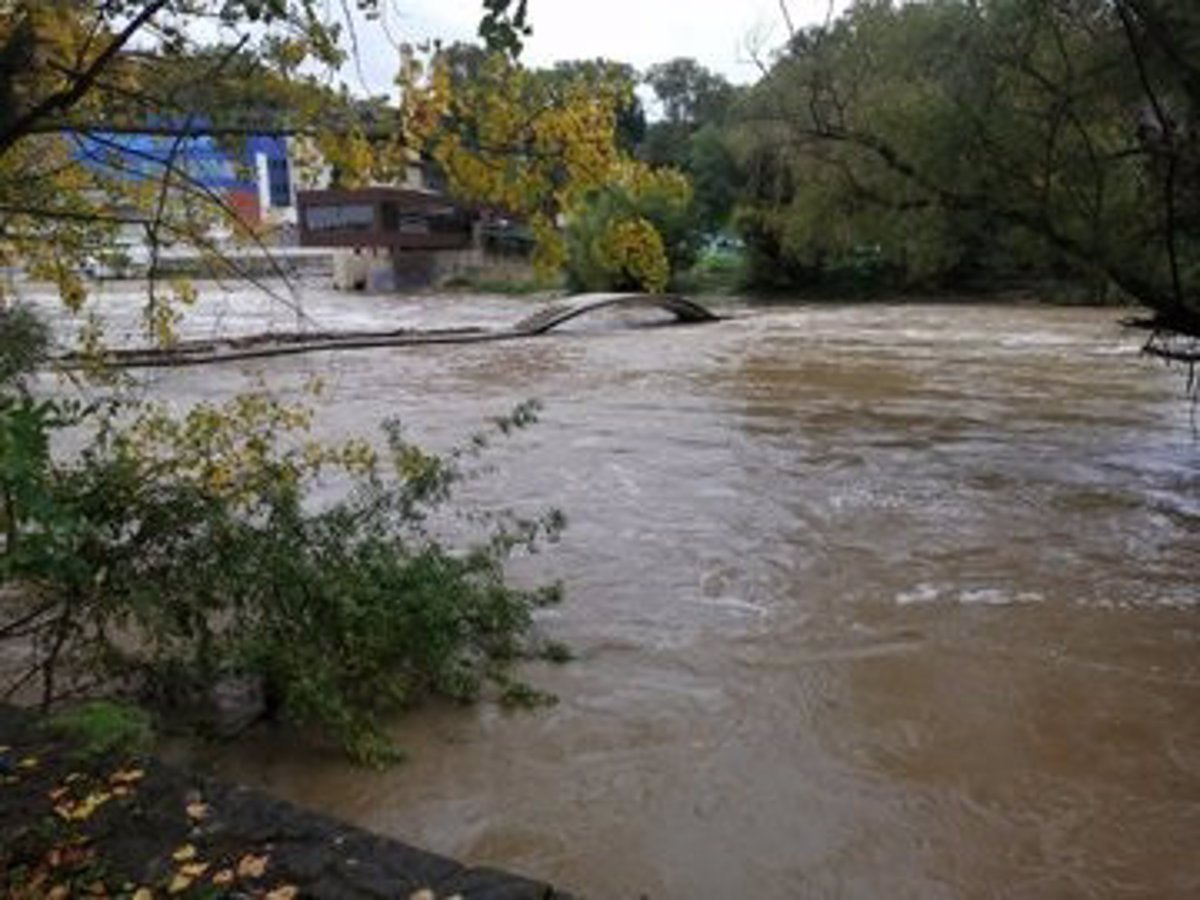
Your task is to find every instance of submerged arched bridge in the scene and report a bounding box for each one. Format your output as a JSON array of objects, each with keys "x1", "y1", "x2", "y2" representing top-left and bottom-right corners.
[
  {"x1": 69, "y1": 293, "x2": 722, "y2": 369},
  {"x1": 512, "y1": 292, "x2": 720, "y2": 335}
]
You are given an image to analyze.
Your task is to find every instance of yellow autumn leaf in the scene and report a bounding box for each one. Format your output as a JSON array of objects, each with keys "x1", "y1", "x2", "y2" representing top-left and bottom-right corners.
[
  {"x1": 167, "y1": 873, "x2": 193, "y2": 894},
  {"x1": 185, "y1": 801, "x2": 209, "y2": 821},
  {"x1": 210, "y1": 868, "x2": 235, "y2": 887},
  {"x1": 17, "y1": 756, "x2": 39, "y2": 769},
  {"x1": 58, "y1": 791, "x2": 112, "y2": 821},
  {"x1": 109, "y1": 768, "x2": 145, "y2": 784},
  {"x1": 236, "y1": 853, "x2": 270, "y2": 879},
  {"x1": 179, "y1": 861, "x2": 209, "y2": 878},
  {"x1": 171, "y1": 844, "x2": 197, "y2": 862},
  {"x1": 265, "y1": 886, "x2": 299, "y2": 900},
  {"x1": 132, "y1": 889, "x2": 154, "y2": 900}
]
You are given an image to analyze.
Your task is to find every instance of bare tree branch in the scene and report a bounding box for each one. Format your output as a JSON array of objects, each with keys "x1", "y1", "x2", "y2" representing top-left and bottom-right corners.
[{"x1": 1115, "y1": 0, "x2": 1186, "y2": 318}]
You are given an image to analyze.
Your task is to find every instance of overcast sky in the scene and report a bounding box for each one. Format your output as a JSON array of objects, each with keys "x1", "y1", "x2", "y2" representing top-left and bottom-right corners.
[{"x1": 349, "y1": 0, "x2": 847, "y2": 93}]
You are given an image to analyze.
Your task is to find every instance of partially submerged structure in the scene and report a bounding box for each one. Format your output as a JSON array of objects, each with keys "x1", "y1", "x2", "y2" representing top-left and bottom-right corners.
[
  {"x1": 297, "y1": 187, "x2": 482, "y2": 290},
  {"x1": 296, "y1": 187, "x2": 535, "y2": 291}
]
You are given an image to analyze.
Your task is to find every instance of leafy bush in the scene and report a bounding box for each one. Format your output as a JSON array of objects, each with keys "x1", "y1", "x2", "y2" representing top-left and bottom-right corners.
[
  {"x1": 0, "y1": 306, "x2": 50, "y2": 386},
  {"x1": 45, "y1": 700, "x2": 155, "y2": 761},
  {"x1": 675, "y1": 241, "x2": 749, "y2": 295},
  {"x1": 0, "y1": 311, "x2": 566, "y2": 765},
  {"x1": 564, "y1": 166, "x2": 700, "y2": 293}
]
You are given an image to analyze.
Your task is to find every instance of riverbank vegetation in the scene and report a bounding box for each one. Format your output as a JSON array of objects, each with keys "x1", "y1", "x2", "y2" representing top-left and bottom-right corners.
[
  {"x1": 412, "y1": 0, "x2": 1198, "y2": 363},
  {"x1": 0, "y1": 306, "x2": 565, "y2": 764},
  {"x1": 6, "y1": 1, "x2": 1194, "y2": 334},
  {"x1": 0, "y1": 1, "x2": 572, "y2": 763},
  {"x1": 602, "y1": 2, "x2": 1199, "y2": 363},
  {"x1": 728, "y1": 1, "x2": 1199, "y2": 360}
]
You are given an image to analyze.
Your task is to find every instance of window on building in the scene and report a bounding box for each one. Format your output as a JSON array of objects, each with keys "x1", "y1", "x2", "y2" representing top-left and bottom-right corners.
[
  {"x1": 304, "y1": 204, "x2": 374, "y2": 231},
  {"x1": 267, "y1": 157, "x2": 292, "y2": 208},
  {"x1": 380, "y1": 202, "x2": 398, "y2": 231}
]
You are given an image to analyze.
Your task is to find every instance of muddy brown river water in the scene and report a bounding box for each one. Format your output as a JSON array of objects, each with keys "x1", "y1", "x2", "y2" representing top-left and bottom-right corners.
[{"x1": 46, "y1": 286, "x2": 1200, "y2": 898}]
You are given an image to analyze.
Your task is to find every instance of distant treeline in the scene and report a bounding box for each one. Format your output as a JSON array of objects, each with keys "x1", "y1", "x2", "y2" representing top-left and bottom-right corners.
[{"x1": 552, "y1": 2, "x2": 1200, "y2": 337}]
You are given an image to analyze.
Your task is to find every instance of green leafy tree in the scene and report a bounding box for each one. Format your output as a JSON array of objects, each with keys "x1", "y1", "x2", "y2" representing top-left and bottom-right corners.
[
  {"x1": 645, "y1": 57, "x2": 737, "y2": 130},
  {"x1": 733, "y1": 0, "x2": 1200, "y2": 354},
  {"x1": 642, "y1": 58, "x2": 740, "y2": 232},
  {"x1": 687, "y1": 124, "x2": 742, "y2": 236},
  {"x1": 564, "y1": 167, "x2": 697, "y2": 292}
]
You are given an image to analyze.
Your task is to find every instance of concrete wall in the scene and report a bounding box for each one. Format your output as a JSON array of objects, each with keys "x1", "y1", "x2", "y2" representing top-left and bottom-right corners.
[
  {"x1": 332, "y1": 249, "x2": 394, "y2": 291},
  {"x1": 333, "y1": 247, "x2": 534, "y2": 291}
]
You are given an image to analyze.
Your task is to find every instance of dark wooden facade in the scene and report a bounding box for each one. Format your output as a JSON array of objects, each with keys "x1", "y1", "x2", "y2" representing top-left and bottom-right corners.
[{"x1": 296, "y1": 187, "x2": 473, "y2": 250}]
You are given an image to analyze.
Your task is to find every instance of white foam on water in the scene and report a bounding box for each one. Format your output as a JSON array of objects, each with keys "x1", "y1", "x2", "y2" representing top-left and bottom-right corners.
[
  {"x1": 959, "y1": 588, "x2": 1044, "y2": 606},
  {"x1": 895, "y1": 584, "x2": 1046, "y2": 607},
  {"x1": 696, "y1": 595, "x2": 768, "y2": 616},
  {"x1": 895, "y1": 583, "x2": 941, "y2": 605}
]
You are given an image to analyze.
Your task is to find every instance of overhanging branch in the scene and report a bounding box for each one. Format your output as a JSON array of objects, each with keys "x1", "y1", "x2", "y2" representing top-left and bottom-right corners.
[{"x1": 0, "y1": 0, "x2": 172, "y2": 155}]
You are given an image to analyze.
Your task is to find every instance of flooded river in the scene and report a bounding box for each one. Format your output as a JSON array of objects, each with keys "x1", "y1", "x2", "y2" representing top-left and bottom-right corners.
[{"x1": 58, "y1": 286, "x2": 1200, "y2": 897}]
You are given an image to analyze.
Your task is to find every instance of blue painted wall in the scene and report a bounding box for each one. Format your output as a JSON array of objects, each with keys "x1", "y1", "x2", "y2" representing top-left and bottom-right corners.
[{"x1": 74, "y1": 129, "x2": 291, "y2": 206}]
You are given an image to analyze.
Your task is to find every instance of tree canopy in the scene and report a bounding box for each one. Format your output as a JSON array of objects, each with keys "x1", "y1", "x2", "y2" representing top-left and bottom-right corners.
[
  {"x1": 640, "y1": 58, "x2": 741, "y2": 232},
  {"x1": 401, "y1": 46, "x2": 689, "y2": 291},
  {"x1": 731, "y1": 0, "x2": 1200, "y2": 353}
]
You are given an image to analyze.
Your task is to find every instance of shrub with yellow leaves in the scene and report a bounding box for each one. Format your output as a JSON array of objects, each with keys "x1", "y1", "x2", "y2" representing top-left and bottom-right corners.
[{"x1": 562, "y1": 163, "x2": 697, "y2": 293}]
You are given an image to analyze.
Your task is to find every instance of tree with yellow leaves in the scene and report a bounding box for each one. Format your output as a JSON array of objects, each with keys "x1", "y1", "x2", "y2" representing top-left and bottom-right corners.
[
  {"x1": 402, "y1": 48, "x2": 695, "y2": 292},
  {"x1": 0, "y1": 0, "x2": 544, "y2": 333}
]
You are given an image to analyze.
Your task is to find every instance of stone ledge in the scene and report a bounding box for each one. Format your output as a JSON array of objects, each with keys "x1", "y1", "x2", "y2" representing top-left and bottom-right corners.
[{"x1": 0, "y1": 704, "x2": 568, "y2": 900}]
